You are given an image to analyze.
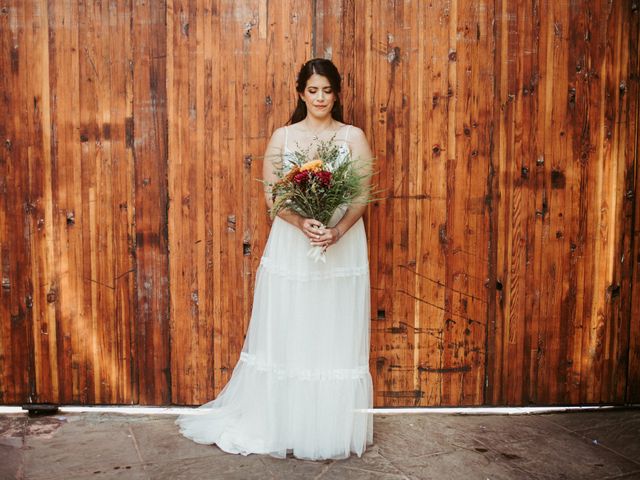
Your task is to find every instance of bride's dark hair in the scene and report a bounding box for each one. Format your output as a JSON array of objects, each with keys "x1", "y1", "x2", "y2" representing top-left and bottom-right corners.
[{"x1": 288, "y1": 58, "x2": 344, "y2": 124}]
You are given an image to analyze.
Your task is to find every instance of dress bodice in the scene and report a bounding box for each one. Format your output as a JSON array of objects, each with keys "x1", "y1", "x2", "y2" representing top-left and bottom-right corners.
[
  {"x1": 282, "y1": 143, "x2": 351, "y2": 173},
  {"x1": 282, "y1": 125, "x2": 353, "y2": 173}
]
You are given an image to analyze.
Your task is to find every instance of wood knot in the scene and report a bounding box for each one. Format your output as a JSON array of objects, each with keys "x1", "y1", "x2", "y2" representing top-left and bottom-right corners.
[
  {"x1": 619, "y1": 81, "x2": 627, "y2": 95},
  {"x1": 387, "y1": 46, "x2": 401, "y2": 66},
  {"x1": 46, "y1": 289, "x2": 57, "y2": 303},
  {"x1": 551, "y1": 170, "x2": 565, "y2": 189}
]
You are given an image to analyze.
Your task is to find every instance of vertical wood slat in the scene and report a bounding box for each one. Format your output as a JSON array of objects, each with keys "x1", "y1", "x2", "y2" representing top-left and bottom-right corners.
[
  {"x1": 27, "y1": 0, "x2": 57, "y2": 403},
  {"x1": 132, "y1": 0, "x2": 170, "y2": 405},
  {"x1": 361, "y1": 0, "x2": 400, "y2": 407},
  {"x1": 112, "y1": 0, "x2": 137, "y2": 404},
  {"x1": 582, "y1": 0, "x2": 608, "y2": 404},
  {"x1": 416, "y1": 0, "x2": 453, "y2": 406},
  {"x1": 167, "y1": 0, "x2": 196, "y2": 405},
  {"x1": 49, "y1": 0, "x2": 86, "y2": 403},
  {"x1": 0, "y1": 0, "x2": 37, "y2": 404},
  {"x1": 76, "y1": 0, "x2": 135, "y2": 405},
  {"x1": 602, "y1": 0, "x2": 631, "y2": 403},
  {"x1": 1, "y1": 0, "x2": 638, "y2": 407},
  {"x1": 391, "y1": 0, "x2": 417, "y2": 406},
  {"x1": 625, "y1": 1, "x2": 640, "y2": 403},
  {"x1": 563, "y1": 0, "x2": 584, "y2": 405}
]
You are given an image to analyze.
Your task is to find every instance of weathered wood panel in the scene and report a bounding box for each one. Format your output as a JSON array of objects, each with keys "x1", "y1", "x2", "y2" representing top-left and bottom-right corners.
[
  {"x1": 625, "y1": 0, "x2": 640, "y2": 404},
  {"x1": 0, "y1": 0, "x2": 37, "y2": 404},
  {"x1": 489, "y1": 0, "x2": 639, "y2": 405},
  {"x1": 0, "y1": 0, "x2": 138, "y2": 404},
  {"x1": 132, "y1": 0, "x2": 170, "y2": 405},
  {"x1": 1, "y1": 0, "x2": 638, "y2": 407}
]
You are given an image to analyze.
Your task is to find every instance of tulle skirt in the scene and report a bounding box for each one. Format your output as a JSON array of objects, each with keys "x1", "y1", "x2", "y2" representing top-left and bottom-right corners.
[{"x1": 175, "y1": 216, "x2": 374, "y2": 460}]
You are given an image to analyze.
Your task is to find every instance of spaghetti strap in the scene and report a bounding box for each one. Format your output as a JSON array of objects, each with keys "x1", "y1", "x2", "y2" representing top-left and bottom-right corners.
[
  {"x1": 284, "y1": 126, "x2": 289, "y2": 151},
  {"x1": 344, "y1": 125, "x2": 352, "y2": 145}
]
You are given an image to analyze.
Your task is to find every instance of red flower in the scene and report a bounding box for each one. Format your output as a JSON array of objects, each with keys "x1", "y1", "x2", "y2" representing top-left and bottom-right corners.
[
  {"x1": 315, "y1": 170, "x2": 332, "y2": 187},
  {"x1": 293, "y1": 170, "x2": 310, "y2": 185}
]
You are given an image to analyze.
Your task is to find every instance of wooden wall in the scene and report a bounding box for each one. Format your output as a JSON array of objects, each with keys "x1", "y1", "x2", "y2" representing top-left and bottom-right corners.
[
  {"x1": 490, "y1": 0, "x2": 640, "y2": 405},
  {"x1": 1, "y1": 0, "x2": 638, "y2": 407}
]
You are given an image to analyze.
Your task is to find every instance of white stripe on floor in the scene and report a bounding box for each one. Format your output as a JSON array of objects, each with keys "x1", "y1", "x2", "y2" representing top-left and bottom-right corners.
[{"x1": 0, "y1": 405, "x2": 629, "y2": 415}]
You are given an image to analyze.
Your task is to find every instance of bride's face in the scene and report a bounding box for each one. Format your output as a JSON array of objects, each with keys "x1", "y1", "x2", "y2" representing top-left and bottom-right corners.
[{"x1": 300, "y1": 74, "x2": 336, "y2": 118}]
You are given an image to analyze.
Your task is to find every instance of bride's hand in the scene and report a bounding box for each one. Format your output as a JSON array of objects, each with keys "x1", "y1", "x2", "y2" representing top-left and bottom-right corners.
[
  {"x1": 299, "y1": 218, "x2": 325, "y2": 241},
  {"x1": 309, "y1": 226, "x2": 342, "y2": 249}
]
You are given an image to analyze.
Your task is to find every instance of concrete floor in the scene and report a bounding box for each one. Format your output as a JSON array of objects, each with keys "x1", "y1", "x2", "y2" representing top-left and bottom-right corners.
[{"x1": 1, "y1": 408, "x2": 639, "y2": 480}]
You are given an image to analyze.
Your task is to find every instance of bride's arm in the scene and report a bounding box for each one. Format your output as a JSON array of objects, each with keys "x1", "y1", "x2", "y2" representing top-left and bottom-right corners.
[
  {"x1": 313, "y1": 126, "x2": 373, "y2": 247},
  {"x1": 262, "y1": 128, "x2": 325, "y2": 238},
  {"x1": 262, "y1": 127, "x2": 285, "y2": 211}
]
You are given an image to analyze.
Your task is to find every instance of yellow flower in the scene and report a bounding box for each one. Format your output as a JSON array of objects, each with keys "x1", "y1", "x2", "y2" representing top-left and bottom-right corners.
[{"x1": 300, "y1": 159, "x2": 323, "y2": 172}]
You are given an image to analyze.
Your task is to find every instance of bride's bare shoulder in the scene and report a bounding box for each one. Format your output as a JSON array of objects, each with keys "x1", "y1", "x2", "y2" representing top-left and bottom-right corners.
[
  {"x1": 270, "y1": 126, "x2": 287, "y2": 140},
  {"x1": 266, "y1": 126, "x2": 288, "y2": 148}
]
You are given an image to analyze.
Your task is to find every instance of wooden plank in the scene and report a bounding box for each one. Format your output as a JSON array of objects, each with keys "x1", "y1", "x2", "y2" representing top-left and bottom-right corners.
[
  {"x1": 360, "y1": 0, "x2": 399, "y2": 407},
  {"x1": 600, "y1": 0, "x2": 630, "y2": 403},
  {"x1": 414, "y1": 0, "x2": 452, "y2": 407},
  {"x1": 492, "y1": 0, "x2": 527, "y2": 405},
  {"x1": 579, "y1": 0, "x2": 610, "y2": 404},
  {"x1": 626, "y1": 0, "x2": 640, "y2": 404},
  {"x1": 531, "y1": 0, "x2": 568, "y2": 404},
  {"x1": 242, "y1": 0, "x2": 275, "y2": 346},
  {"x1": 202, "y1": 0, "x2": 220, "y2": 404},
  {"x1": 469, "y1": 0, "x2": 493, "y2": 404},
  {"x1": 488, "y1": 0, "x2": 507, "y2": 405},
  {"x1": 218, "y1": 0, "x2": 241, "y2": 392},
  {"x1": 108, "y1": 0, "x2": 136, "y2": 404},
  {"x1": 389, "y1": 0, "x2": 417, "y2": 405},
  {"x1": 48, "y1": 0, "x2": 87, "y2": 404},
  {"x1": 168, "y1": 0, "x2": 195, "y2": 405},
  {"x1": 132, "y1": 0, "x2": 170, "y2": 405},
  {"x1": 26, "y1": 0, "x2": 59, "y2": 403},
  {"x1": 78, "y1": 0, "x2": 104, "y2": 404},
  {"x1": 77, "y1": 0, "x2": 100, "y2": 404},
  {"x1": 435, "y1": 0, "x2": 490, "y2": 406},
  {"x1": 405, "y1": 0, "x2": 423, "y2": 405},
  {"x1": 562, "y1": 0, "x2": 586, "y2": 405},
  {"x1": 525, "y1": 0, "x2": 549, "y2": 406},
  {"x1": 0, "y1": 0, "x2": 36, "y2": 405}
]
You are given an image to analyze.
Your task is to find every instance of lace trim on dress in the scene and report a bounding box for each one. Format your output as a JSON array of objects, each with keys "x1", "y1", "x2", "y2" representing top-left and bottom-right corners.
[
  {"x1": 239, "y1": 352, "x2": 369, "y2": 381},
  {"x1": 259, "y1": 256, "x2": 368, "y2": 280}
]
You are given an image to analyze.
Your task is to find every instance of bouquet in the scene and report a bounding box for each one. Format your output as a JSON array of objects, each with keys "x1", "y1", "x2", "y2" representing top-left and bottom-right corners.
[{"x1": 265, "y1": 138, "x2": 373, "y2": 262}]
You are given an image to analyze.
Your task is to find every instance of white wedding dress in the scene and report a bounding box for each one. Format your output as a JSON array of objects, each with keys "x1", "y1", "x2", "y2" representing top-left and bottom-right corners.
[{"x1": 175, "y1": 125, "x2": 373, "y2": 460}]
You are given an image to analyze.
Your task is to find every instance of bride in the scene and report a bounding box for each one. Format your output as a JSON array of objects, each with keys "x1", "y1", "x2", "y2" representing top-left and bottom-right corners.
[{"x1": 175, "y1": 58, "x2": 374, "y2": 461}]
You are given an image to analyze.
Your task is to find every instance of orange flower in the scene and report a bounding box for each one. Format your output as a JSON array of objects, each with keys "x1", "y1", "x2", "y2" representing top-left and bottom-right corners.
[
  {"x1": 300, "y1": 159, "x2": 323, "y2": 172},
  {"x1": 279, "y1": 165, "x2": 300, "y2": 184}
]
